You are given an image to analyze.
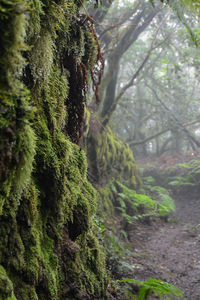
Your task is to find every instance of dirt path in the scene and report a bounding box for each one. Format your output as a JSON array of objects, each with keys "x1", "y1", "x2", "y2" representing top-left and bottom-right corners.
[{"x1": 128, "y1": 194, "x2": 200, "y2": 299}]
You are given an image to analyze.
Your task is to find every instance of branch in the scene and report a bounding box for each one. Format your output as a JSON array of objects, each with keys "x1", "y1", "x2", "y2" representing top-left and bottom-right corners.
[
  {"x1": 117, "y1": 9, "x2": 171, "y2": 102},
  {"x1": 99, "y1": 3, "x2": 141, "y2": 39},
  {"x1": 145, "y1": 83, "x2": 200, "y2": 147},
  {"x1": 129, "y1": 128, "x2": 170, "y2": 146},
  {"x1": 128, "y1": 117, "x2": 200, "y2": 147},
  {"x1": 102, "y1": 12, "x2": 171, "y2": 126},
  {"x1": 117, "y1": 8, "x2": 159, "y2": 57}
]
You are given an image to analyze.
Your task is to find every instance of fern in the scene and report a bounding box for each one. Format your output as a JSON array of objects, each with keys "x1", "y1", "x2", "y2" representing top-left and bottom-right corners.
[
  {"x1": 115, "y1": 181, "x2": 175, "y2": 222},
  {"x1": 152, "y1": 186, "x2": 175, "y2": 216},
  {"x1": 133, "y1": 193, "x2": 157, "y2": 210},
  {"x1": 158, "y1": 193, "x2": 175, "y2": 216},
  {"x1": 176, "y1": 162, "x2": 193, "y2": 169},
  {"x1": 168, "y1": 160, "x2": 200, "y2": 188},
  {"x1": 117, "y1": 181, "x2": 156, "y2": 210},
  {"x1": 132, "y1": 212, "x2": 156, "y2": 221},
  {"x1": 110, "y1": 183, "x2": 117, "y2": 193},
  {"x1": 120, "y1": 278, "x2": 184, "y2": 300},
  {"x1": 168, "y1": 176, "x2": 196, "y2": 187},
  {"x1": 144, "y1": 176, "x2": 156, "y2": 185},
  {"x1": 118, "y1": 195, "x2": 127, "y2": 208},
  {"x1": 150, "y1": 185, "x2": 168, "y2": 194}
]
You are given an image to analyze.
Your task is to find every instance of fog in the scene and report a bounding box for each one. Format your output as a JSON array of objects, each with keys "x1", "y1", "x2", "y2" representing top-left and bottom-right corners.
[{"x1": 87, "y1": 0, "x2": 200, "y2": 298}]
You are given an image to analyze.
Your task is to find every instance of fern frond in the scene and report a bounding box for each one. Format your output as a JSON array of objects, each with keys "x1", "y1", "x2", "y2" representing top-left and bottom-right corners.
[{"x1": 120, "y1": 278, "x2": 184, "y2": 299}]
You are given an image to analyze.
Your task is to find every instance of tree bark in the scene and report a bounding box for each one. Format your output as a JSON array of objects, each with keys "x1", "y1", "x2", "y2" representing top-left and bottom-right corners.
[{"x1": 100, "y1": 5, "x2": 159, "y2": 122}]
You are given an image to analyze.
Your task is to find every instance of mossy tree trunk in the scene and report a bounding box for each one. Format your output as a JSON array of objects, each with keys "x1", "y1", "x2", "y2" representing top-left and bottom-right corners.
[{"x1": 0, "y1": 1, "x2": 107, "y2": 299}]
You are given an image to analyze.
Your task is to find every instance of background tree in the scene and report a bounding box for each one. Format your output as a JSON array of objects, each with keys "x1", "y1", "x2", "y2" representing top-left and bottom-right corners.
[
  {"x1": 106, "y1": 2, "x2": 200, "y2": 157},
  {"x1": 88, "y1": 0, "x2": 162, "y2": 123}
]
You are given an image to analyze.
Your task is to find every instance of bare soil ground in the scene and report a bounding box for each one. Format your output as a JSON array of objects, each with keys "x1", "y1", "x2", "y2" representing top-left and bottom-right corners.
[{"x1": 128, "y1": 193, "x2": 200, "y2": 299}]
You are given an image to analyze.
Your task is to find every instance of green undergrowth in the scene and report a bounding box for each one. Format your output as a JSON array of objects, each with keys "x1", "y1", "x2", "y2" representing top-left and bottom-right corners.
[
  {"x1": 120, "y1": 278, "x2": 184, "y2": 299},
  {"x1": 116, "y1": 181, "x2": 175, "y2": 223},
  {"x1": 0, "y1": 0, "x2": 108, "y2": 299},
  {"x1": 98, "y1": 179, "x2": 175, "y2": 227},
  {"x1": 142, "y1": 159, "x2": 200, "y2": 194},
  {"x1": 144, "y1": 177, "x2": 176, "y2": 217},
  {"x1": 167, "y1": 160, "x2": 200, "y2": 190},
  {"x1": 96, "y1": 178, "x2": 176, "y2": 295}
]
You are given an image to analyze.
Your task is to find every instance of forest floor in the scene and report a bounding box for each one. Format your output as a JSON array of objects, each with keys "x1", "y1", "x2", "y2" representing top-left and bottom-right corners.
[{"x1": 126, "y1": 188, "x2": 200, "y2": 299}]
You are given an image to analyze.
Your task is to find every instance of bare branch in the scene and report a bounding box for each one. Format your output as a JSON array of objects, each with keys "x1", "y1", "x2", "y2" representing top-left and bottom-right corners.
[
  {"x1": 145, "y1": 83, "x2": 200, "y2": 147},
  {"x1": 129, "y1": 128, "x2": 170, "y2": 146},
  {"x1": 128, "y1": 118, "x2": 200, "y2": 147}
]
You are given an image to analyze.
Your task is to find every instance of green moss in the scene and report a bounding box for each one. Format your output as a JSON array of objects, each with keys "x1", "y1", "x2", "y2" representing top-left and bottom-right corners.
[
  {"x1": 88, "y1": 125, "x2": 141, "y2": 189},
  {"x1": 82, "y1": 26, "x2": 98, "y2": 70},
  {"x1": 0, "y1": 1, "x2": 35, "y2": 214},
  {"x1": 75, "y1": 231, "x2": 108, "y2": 298},
  {"x1": 87, "y1": 124, "x2": 144, "y2": 231},
  {"x1": 0, "y1": 0, "x2": 108, "y2": 299},
  {"x1": 98, "y1": 183, "x2": 115, "y2": 215},
  {"x1": 13, "y1": 124, "x2": 36, "y2": 197},
  {"x1": 27, "y1": 0, "x2": 43, "y2": 41},
  {"x1": 29, "y1": 29, "x2": 54, "y2": 84},
  {"x1": 45, "y1": 67, "x2": 68, "y2": 130},
  {"x1": 0, "y1": 265, "x2": 17, "y2": 300},
  {"x1": 83, "y1": 106, "x2": 91, "y2": 138},
  {"x1": 0, "y1": 111, "x2": 36, "y2": 213},
  {"x1": 0, "y1": 1, "x2": 28, "y2": 89}
]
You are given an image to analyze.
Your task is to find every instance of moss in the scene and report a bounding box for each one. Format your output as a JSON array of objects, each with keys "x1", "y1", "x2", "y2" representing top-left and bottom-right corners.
[
  {"x1": 20, "y1": 289, "x2": 38, "y2": 300},
  {"x1": 0, "y1": 0, "x2": 108, "y2": 299},
  {"x1": 0, "y1": 1, "x2": 28, "y2": 89},
  {"x1": 0, "y1": 0, "x2": 35, "y2": 214},
  {"x1": 0, "y1": 265, "x2": 17, "y2": 300},
  {"x1": 0, "y1": 109, "x2": 36, "y2": 213},
  {"x1": 71, "y1": 231, "x2": 108, "y2": 298},
  {"x1": 98, "y1": 183, "x2": 115, "y2": 215},
  {"x1": 45, "y1": 67, "x2": 68, "y2": 130},
  {"x1": 29, "y1": 29, "x2": 54, "y2": 84},
  {"x1": 87, "y1": 124, "x2": 144, "y2": 231},
  {"x1": 83, "y1": 106, "x2": 91, "y2": 139},
  {"x1": 88, "y1": 125, "x2": 142, "y2": 189},
  {"x1": 82, "y1": 26, "x2": 99, "y2": 70}
]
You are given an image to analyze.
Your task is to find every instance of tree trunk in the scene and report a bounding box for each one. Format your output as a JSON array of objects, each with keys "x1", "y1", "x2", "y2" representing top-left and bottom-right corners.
[
  {"x1": 99, "y1": 4, "x2": 158, "y2": 124},
  {"x1": 0, "y1": 1, "x2": 107, "y2": 299}
]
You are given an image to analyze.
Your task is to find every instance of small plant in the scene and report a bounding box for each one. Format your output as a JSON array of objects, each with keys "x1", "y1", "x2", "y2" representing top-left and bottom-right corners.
[
  {"x1": 176, "y1": 162, "x2": 193, "y2": 169},
  {"x1": 153, "y1": 187, "x2": 176, "y2": 216},
  {"x1": 116, "y1": 181, "x2": 157, "y2": 210},
  {"x1": 120, "y1": 278, "x2": 184, "y2": 299},
  {"x1": 143, "y1": 176, "x2": 156, "y2": 185},
  {"x1": 168, "y1": 160, "x2": 200, "y2": 188},
  {"x1": 168, "y1": 176, "x2": 196, "y2": 187},
  {"x1": 92, "y1": 215, "x2": 106, "y2": 237},
  {"x1": 144, "y1": 178, "x2": 176, "y2": 217},
  {"x1": 115, "y1": 181, "x2": 175, "y2": 224},
  {"x1": 115, "y1": 182, "x2": 158, "y2": 224}
]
